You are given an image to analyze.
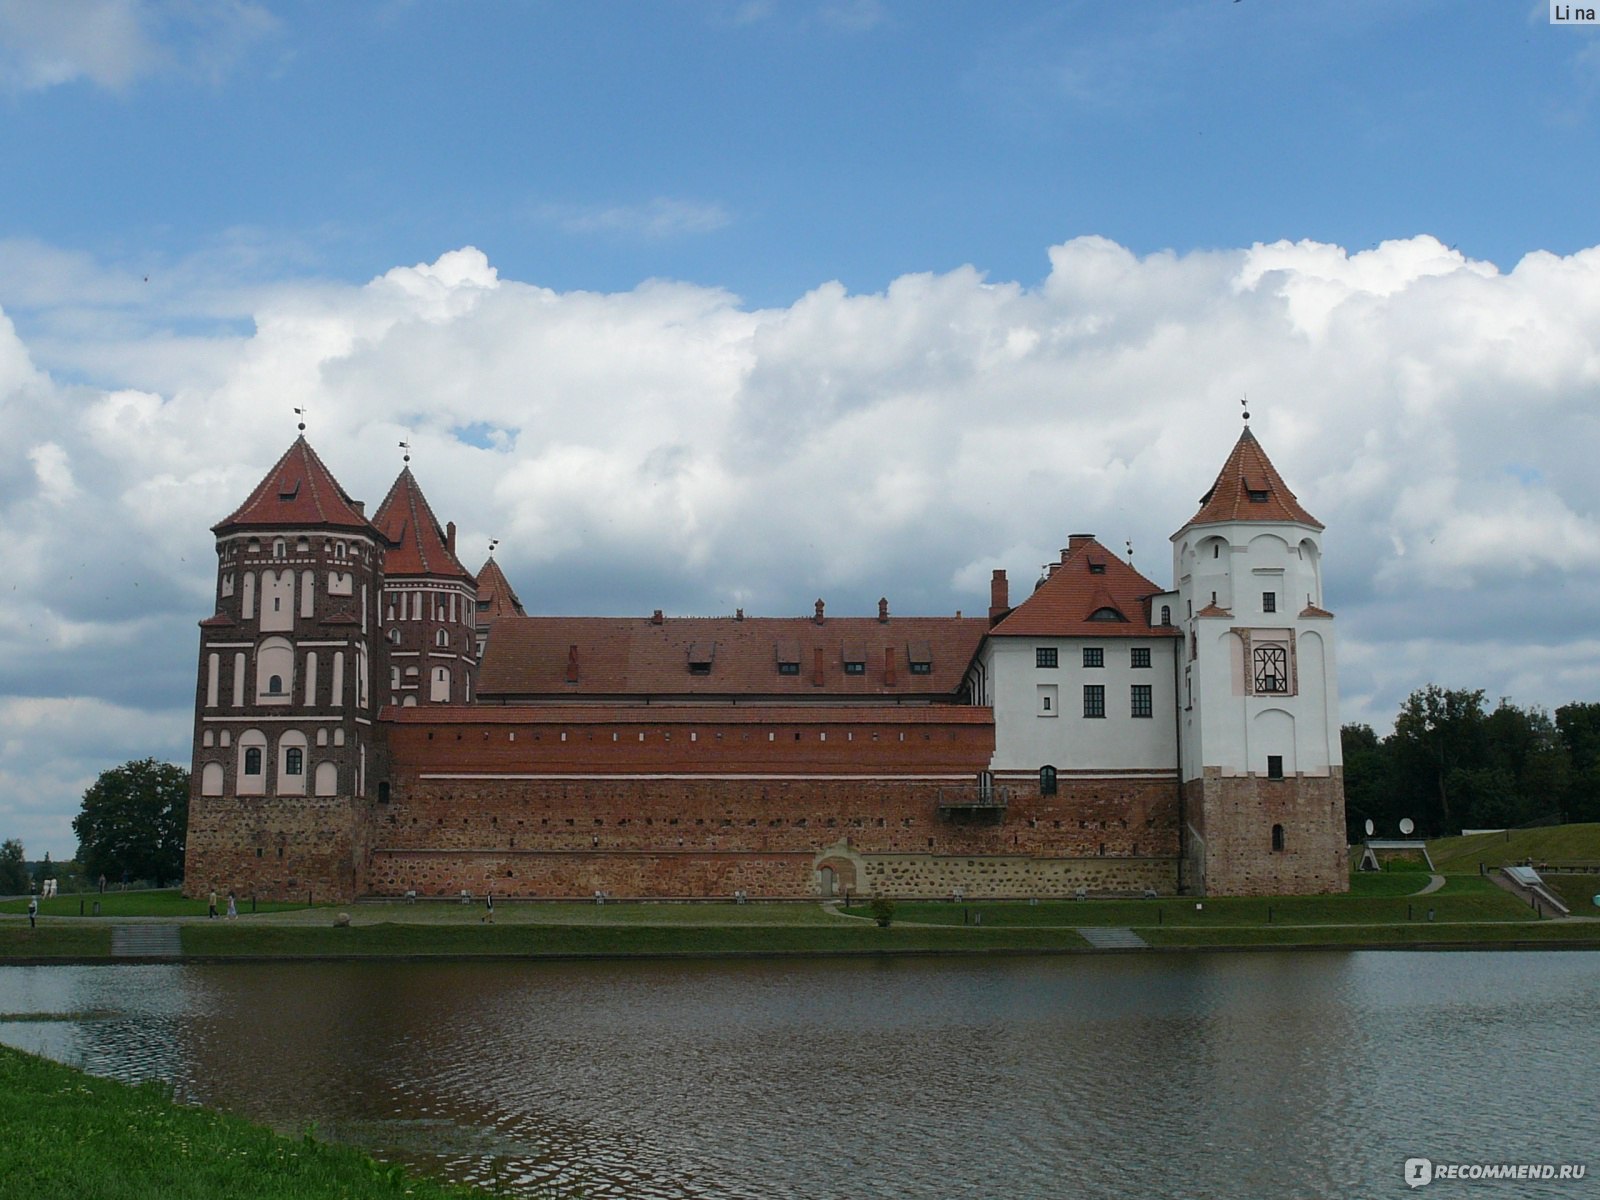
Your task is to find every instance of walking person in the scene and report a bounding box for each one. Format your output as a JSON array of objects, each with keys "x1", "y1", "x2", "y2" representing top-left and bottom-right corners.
[
  {"x1": 483, "y1": 891, "x2": 494, "y2": 923},
  {"x1": 226, "y1": 891, "x2": 237, "y2": 920},
  {"x1": 208, "y1": 888, "x2": 219, "y2": 919},
  {"x1": 26, "y1": 895, "x2": 37, "y2": 929}
]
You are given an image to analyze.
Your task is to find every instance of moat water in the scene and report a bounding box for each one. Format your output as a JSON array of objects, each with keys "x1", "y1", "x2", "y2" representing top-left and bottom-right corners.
[{"x1": 1, "y1": 953, "x2": 1597, "y2": 1198}]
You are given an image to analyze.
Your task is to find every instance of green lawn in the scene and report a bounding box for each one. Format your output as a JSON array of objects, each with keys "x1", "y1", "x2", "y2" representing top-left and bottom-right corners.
[
  {"x1": 0, "y1": 1045, "x2": 512, "y2": 1200},
  {"x1": 1429, "y1": 823, "x2": 1600, "y2": 875},
  {"x1": 1541, "y1": 874, "x2": 1600, "y2": 914},
  {"x1": 0, "y1": 925, "x2": 113, "y2": 957},
  {"x1": 0, "y1": 889, "x2": 307, "y2": 919}
]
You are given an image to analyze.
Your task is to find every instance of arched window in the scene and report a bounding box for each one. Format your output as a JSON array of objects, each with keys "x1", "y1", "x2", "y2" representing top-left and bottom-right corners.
[
  {"x1": 335, "y1": 542, "x2": 347, "y2": 560},
  {"x1": 296, "y1": 537, "x2": 309, "y2": 553},
  {"x1": 272, "y1": 538, "x2": 285, "y2": 558},
  {"x1": 267, "y1": 674, "x2": 283, "y2": 694},
  {"x1": 387, "y1": 627, "x2": 401, "y2": 644},
  {"x1": 1272, "y1": 824, "x2": 1286, "y2": 852},
  {"x1": 285, "y1": 747, "x2": 303, "y2": 776},
  {"x1": 244, "y1": 747, "x2": 262, "y2": 775},
  {"x1": 1160, "y1": 605, "x2": 1171, "y2": 626},
  {"x1": 1039, "y1": 765, "x2": 1058, "y2": 796}
]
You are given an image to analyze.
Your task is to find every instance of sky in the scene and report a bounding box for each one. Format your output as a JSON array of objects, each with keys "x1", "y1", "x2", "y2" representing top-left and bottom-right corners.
[{"x1": 1, "y1": 0, "x2": 1598, "y2": 859}]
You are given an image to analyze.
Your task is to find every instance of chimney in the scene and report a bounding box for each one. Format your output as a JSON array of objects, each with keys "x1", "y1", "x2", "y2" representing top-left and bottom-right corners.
[
  {"x1": 446, "y1": 521, "x2": 457, "y2": 554},
  {"x1": 1067, "y1": 533, "x2": 1094, "y2": 557},
  {"x1": 814, "y1": 598, "x2": 825, "y2": 625},
  {"x1": 735, "y1": 608, "x2": 744, "y2": 621},
  {"x1": 651, "y1": 609, "x2": 664, "y2": 625},
  {"x1": 877, "y1": 597, "x2": 889, "y2": 623},
  {"x1": 351, "y1": 500, "x2": 365, "y2": 517},
  {"x1": 812, "y1": 646, "x2": 825, "y2": 686},
  {"x1": 989, "y1": 569, "x2": 1010, "y2": 624},
  {"x1": 884, "y1": 646, "x2": 897, "y2": 686},
  {"x1": 565, "y1": 644, "x2": 579, "y2": 683}
]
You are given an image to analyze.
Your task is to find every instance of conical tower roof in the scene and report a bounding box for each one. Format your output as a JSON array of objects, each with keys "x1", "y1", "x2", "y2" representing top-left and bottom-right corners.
[
  {"x1": 1185, "y1": 427, "x2": 1322, "y2": 530},
  {"x1": 213, "y1": 435, "x2": 373, "y2": 534},
  {"x1": 372, "y1": 467, "x2": 473, "y2": 581},
  {"x1": 990, "y1": 536, "x2": 1173, "y2": 638},
  {"x1": 475, "y1": 555, "x2": 526, "y2": 619}
]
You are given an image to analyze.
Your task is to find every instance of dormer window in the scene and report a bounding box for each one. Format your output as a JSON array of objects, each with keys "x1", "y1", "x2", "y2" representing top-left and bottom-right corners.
[
  {"x1": 1087, "y1": 607, "x2": 1124, "y2": 622},
  {"x1": 842, "y1": 640, "x2": 867, "y2": 676},
  {"x1": 843, "y1": 661, "x2": 865, "y2": 675},
  {"x1": 907, "y1": 641, "x2": 933, "y2": 676},
  {"x1": 775, "y1": 639, "x2": 801, "y2": 677},
  {"x1": 687, "y1": 641, "x2": 714, "y2": 676},
  {"x1": 778, "y1": 662, "x2": 800, "y2": 676},
  {"x1": 1088, "y1": 559, "x2": 1107, "y2": 575},
  {"x1": 1247, "y1": 489, "x2": 1269, "y2": 503}
]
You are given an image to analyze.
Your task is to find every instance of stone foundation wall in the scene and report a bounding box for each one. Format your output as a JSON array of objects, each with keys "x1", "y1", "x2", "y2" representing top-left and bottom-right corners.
[
  {"x1": 184, "y1": 792, "x2": 369, "y2": 902},
  {"x1": 1184, "y1": 768, "x2": 1349, "y2": 896},
  {"x1": 364, "y1": 771, "x2": 1181, "y2": 898}
]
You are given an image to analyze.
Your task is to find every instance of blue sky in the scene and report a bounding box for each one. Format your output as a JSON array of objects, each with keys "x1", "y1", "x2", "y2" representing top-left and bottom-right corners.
[{"x1": 2, "y1": 1, "x2": 1600, "y2": 858}]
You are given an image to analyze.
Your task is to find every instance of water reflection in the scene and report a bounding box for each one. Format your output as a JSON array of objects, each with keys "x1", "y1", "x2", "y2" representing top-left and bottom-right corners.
[{"x1": 1, "y1": 953, "x2": 1597, "y2": 1198}]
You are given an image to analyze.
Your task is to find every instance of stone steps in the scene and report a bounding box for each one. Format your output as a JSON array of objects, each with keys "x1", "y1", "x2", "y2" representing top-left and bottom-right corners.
[
  {"x1": 110, "y1": 925, "x2": 183, "y2": 958},
  {"x1": 1077, "y1": 926, "x2": 1147, "y2": 949}
]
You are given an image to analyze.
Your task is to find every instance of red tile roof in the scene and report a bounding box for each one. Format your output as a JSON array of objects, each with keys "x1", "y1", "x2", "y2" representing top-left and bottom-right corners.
[
  {"x1": 476, "y1": 614, "x2": 989, "y2": 700},
  {"x1": 372, "y1": 467, "x2": 473, "y2": 582},
  {"x1": 213, "y1": 436, "x2": 374, "y2": 534},
  {"x1": 989, "y1": 537, "x2": 1177, "y2": 639},
  {"x1": 1186, "y1": 427, "x2": 1322, "y2": 530},
  {"x1": 384, "y1": 703, "x2": 994, "y2": 727},
  {"x1": 475, "y1": 556, "x2": 526, "y2": 619}
]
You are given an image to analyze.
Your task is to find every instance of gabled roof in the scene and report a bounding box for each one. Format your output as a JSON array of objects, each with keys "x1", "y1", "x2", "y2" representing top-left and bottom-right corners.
[
  {"x1": 475, "y1": 556, "x2": 526, "y2": 619},
  {"x1": 989, "y1": 536, "x2": 1177, "y2": 639},
  {"x1": 372, "y1": 467, "x2": 473, "y2": 582},
  {"x1": 212, "y1": 436, "x2": 373, "y2": 534},
  {"x1": 476, "y1": 614, "x2": 988, "y2": 699},
  {"x1": 1184, "y1": 426, "x2": 1322, "y2": 530}
]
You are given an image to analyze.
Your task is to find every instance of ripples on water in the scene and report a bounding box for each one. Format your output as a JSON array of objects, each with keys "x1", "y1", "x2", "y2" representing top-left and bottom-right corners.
[{"x1": 2, "y1": 953, "x2": 1597, "y2": 1198}]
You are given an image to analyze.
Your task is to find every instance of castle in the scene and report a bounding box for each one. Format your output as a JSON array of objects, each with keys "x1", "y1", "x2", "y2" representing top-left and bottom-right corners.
[{"x1": 183, "y1": 424, "x2": 1349, "y2": 902}]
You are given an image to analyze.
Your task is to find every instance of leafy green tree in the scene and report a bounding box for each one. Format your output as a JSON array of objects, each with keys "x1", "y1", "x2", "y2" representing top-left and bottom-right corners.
[
  {"x1": 72, "y1": 759, "x2": 189, "y2": 888},
  {"x1": 0, "y1": 839, "x2": 28, "y2": 895},
  {"x1": 1557, "y1": 703, "x2": 1600, "y2": 823},
  {"x1": 1387, "y1": 685, "x2": 1489, "y2": 835},
  {"x1": 1342, "y1": 723, "x2": 1397, "y2": 840}
]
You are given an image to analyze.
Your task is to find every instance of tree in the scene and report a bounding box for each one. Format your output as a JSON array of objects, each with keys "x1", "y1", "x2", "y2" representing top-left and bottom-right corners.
[
  {"x1": 0, "y1": 839, "x2": 28, "y2": 895},
  {"x1": 72, "y1": 759, "x2": 189, "y2": 888},
  {"x1": 1388, "y1": 686, "x2": 1489, "y2": 835}
]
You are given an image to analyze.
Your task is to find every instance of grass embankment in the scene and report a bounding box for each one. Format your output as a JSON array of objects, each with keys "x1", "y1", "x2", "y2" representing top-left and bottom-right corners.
[
  {"x1": 1429, "y1": 823, "x2": 1600, "y2": 875},
  {"x1": 0, "y1": 1044, "x2": 500, "y2": 1200}
]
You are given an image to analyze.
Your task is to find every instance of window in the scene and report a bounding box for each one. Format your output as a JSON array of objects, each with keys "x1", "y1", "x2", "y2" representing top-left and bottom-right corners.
[
  {"x1": 243, "y1": 747, "x2": 263, "y2": 775},
  {"x1": 1271, "y1": 823, "x2": 1286, "y2": 850},
  {"x1": 285, "y1": 747, "x2": 303, "y2": 776},
  {"x1": 1088, "y1": 560, "x2": 1106, "y2": 575},
  {"x1": 1248, "y1": 489, "x2": 1269, "y2": 503},
  {"x1": 476, "y1": 599, "x2": 491, "y2": 612},
  {"x1": 1131, "y1": 647, "x2": 1151, "y2": 669},
  {"x1": 272, "y1": 539, "x2": 285, "y2": 558},
  {"x1": 1039, "y1": 765, "x2": 1057, "y2": 796},
  {"x1": 1253, "y1": 645, "x2": 1288, "y2": 693},
  {"x1": 1083, "y1": 685, "x2": 1105, "y2": 718},
  {"x1": 1160, "y1": 605, "x2": 1172, "y2": 626},
  {"x1": 1267, "y1": 756, "x2": 1285, "y2": 781},
  {"x1": 436, "y1": 629, "x2": 449, "y2": 647},
  {"x1": 1036, "y1": 647, "x2": 1058, "y2": 669},
  {"x1": 1131, "y1": 684, "x2": 1153, "y2": 718},
  {"x1": 1263, "y1": 592, "x2": 1277, "y2": 613},
  {"x1": 778, "y1": 662, "x2": 800, "y2": 676},
  {"x1": 908, "y1": 662, "x2": 932, "y2": 675},
  {"x1": 1083, "y1": 647, "x2": 1103, "y2": 668},
  {"x1": 1042, "y1": 694, "x2": 1052, "y2": 711},
  {"x1": 843, "y1": 661, "x2": 865, "y2": 675},
  {"x1": 267, "y1": 674, "x2": 283, "y2": 694}
]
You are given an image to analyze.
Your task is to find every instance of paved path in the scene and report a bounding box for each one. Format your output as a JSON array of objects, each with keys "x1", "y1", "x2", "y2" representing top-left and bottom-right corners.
[
  {"x1": 1417, "y1": 874, "x2": 1447, "y2": 895},
  {"x1": 110, "y1": 925, "x2": 182, "y2": 958},
  {"x1": 1076, "y1": 927, "x2": 1147, "y2": 949}
]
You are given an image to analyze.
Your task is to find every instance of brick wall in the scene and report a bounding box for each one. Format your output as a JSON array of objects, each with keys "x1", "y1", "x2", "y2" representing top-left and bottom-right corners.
[
  {"x1": 185, "y1": 793, "x2": 368, "y2": 902},
  {"x1": 1184, "y1": 768, "x2": 1349, "y2": 896}
]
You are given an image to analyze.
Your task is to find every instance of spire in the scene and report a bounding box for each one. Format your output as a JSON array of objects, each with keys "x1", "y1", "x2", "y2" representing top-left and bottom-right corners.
[
  {"x1": 1186, "y1": 427, "x2": 1322, "y2": 530},
  {"x1": 372, "y1": 467, "x2": 473, "y2": 581},
  {"x1": 475, "y1": 555, "x2": 526, "y2": 619},
  {"x1": 213, "y1": 436, "x2": 372, "y2": 534}
]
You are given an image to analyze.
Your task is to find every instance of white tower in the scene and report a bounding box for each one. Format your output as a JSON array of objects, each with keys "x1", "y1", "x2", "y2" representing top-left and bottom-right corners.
[{"x1": 1168, "y1": 426, "x2": 1348, "y2": 895}]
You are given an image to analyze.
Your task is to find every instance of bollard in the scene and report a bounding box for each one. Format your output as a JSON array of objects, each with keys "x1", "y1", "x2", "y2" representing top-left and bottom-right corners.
[
  {"x1": 1427, "y1": 907, "x2": 1435, "y2": 922},
  {"x1": 79, "y1": 899, "x2": 84, "y2": 916},
  {"x1": 92, "y1": 901, "x2": 100, "y2": 916}
]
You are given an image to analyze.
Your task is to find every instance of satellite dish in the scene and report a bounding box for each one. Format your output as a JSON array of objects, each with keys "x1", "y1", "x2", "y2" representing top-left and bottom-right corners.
[
  {"x1": 1399, "y1": 818, "x2": 1415, "y2": 836},
  {"x1": 1364, "y1": 819, "x2": 1375, "y2": 837}
]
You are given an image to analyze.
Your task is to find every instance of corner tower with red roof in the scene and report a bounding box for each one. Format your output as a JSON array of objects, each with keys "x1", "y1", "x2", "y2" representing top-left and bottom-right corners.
[
  {"x1": 184, "y1": 435, "x2": 386, "y2": 900},
  {"x1": 372, "y1": 466, "x2": 478, "y2": 706},
  {"x1": 1164, "y1": 426, "x2": 1348, "y2": 895}
]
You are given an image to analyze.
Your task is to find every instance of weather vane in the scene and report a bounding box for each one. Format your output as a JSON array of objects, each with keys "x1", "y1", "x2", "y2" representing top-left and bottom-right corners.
[
  {"x1": 1240, "y1": 394, "x2": 1250, "y2": 423},
  {"x1": 488, "y1": 538, "x2": 500, "y2": 558},
  {"x1": 294, "y1": 406, "x2": 307, "y2": 433},
  {"x1": 399, "y1": 437, "x2": 411, "y2": 464}
]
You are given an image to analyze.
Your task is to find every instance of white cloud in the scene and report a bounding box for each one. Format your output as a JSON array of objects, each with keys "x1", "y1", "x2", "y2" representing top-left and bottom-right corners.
[
  {"x1": 4, "y1": 233, "x2": 1600, "y2": 854},
  {"x1": 0, "y1": 0, "x2": 278, "y2": 93}
]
